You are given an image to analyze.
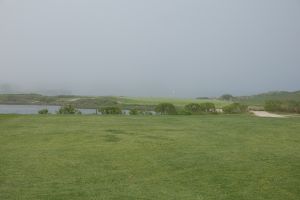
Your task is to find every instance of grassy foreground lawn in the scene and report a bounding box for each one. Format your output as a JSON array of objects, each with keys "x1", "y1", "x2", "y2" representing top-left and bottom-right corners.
[{"x1": 0, "y1": 115, "x2": 299, "y2": 200}]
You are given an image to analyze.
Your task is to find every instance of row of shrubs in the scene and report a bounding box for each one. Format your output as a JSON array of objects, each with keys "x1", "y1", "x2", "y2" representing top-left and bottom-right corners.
[
  {"x1": 39, "y1": 102, "x2": 248, "y2": 115},
  {"x1": 39, "y1": 100, "x2": 300, "y2": 115},
  {"x1": 155, "y1": 102, "x2": 247, "y2": 115},
  {"x1": 38, "y1": 105, "x2": 82, "y2": 115},
  {"x1": 98, "y1": 102, "x2": 247, "y2": 115},
  {"x1": 38, "y1": 105, "x2": 153, "y2": 115},
  {"x1": 265, "y1": 100, "x2": 300, "y2": 113},
  {"x1": 154, "y1": 102, "x2": 216, "y2": 115}
]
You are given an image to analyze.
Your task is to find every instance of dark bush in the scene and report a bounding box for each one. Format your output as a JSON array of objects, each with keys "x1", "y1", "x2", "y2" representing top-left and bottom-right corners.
[
  {"x1": 184, "y1": 103, "x2": 201, "y2": 114},
  {"x1": 265, "y1": 100, "x2": 282, "y2": 112},
  {"x1": 284, "y1": 101, "x2": 300, "y2": 113},
  {"x1": 58, "y1": 105, "x2": 81, "y2": 114},
  {"x1": 129, "y1": 109, "x2": 138, "y2": 115},
  {"x1": 220, "y1": 94, "x2": 234, "y2": 101},
  {"x1": 155, "y1": 103, "x2": 177, "y2": 115},
  {"x1": 199, "y1": 102, "x2": 216, "y2": 113},
  {"x1": 99, "y1": 106, "x2": 122, "y2": 115},
  {"x1": 185, "y1": 102, "x2": 216, "y2": 114},
  {"x1": 38, "y1": 109, "x2": 48, "y2": 115},
  {"x1": 223, "y1": 103, "x2": 247, "y2": 114},
  {"x1": 265, "y1": 100, "x2": 300, "y2": 113}
]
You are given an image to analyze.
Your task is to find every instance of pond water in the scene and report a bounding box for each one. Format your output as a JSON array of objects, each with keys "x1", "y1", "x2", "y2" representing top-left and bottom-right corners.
[{"x1": 0, "y1": 105, "x2": 97, "y2": 115}]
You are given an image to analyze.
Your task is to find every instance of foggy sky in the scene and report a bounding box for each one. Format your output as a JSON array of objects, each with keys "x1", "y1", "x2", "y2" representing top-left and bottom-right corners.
[{"x1": 0, "y1": 0, "x2": 299, "y2": 97}]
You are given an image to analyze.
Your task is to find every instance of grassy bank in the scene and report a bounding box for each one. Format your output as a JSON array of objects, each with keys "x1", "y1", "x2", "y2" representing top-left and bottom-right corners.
[{"x1": 0, "y1": 114, "x2": 299, "y2": 199}]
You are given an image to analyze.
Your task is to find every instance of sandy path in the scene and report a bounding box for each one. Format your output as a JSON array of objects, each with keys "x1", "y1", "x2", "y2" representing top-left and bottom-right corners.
[
  {"x1": 251, "y1": 111, "x2": 285, "y2": 118},
  {"x1": 68, "y1": 98, "x2": 80, "y2": 102}
]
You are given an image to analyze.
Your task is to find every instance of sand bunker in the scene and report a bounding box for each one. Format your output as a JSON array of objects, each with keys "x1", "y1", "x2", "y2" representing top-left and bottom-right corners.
[{"x1": 251, "y1": 111, "x2": 285, "y2": 118}]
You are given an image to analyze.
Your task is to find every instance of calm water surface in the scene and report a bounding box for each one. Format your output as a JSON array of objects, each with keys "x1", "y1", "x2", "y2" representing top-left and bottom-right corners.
[{"x1": 0, "y1": 105, "x2": 97, "y2": 115}]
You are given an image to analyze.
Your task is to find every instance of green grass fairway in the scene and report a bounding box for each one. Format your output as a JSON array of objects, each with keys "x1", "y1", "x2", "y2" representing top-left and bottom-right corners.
[{"x1": 1, "y1": 115, "x2": 299, "y2": 200}]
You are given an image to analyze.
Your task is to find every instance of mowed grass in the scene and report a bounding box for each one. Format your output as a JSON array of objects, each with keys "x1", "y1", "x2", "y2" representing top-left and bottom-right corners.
[{"x1": 0, "y1": 115, "x2": 299, "y2": 200}]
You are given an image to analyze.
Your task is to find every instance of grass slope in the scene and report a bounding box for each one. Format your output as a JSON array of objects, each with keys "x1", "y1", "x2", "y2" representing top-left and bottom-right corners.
[
  {"x1": 0, "y1": 115, "x2": 299, "y2": 200},
  {"x1": 236, "y1": 90, "x2": 300, "y2": 105}
]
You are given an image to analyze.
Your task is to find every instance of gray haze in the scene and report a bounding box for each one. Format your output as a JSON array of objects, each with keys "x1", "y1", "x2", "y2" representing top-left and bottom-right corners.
[{"x1": 0, "y1": 0, "x2": 299, "y2": 97}]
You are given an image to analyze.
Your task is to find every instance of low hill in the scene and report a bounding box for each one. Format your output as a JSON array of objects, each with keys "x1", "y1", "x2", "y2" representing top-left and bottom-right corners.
[
  {"x1": 235, "y1": 90, "x2": 300, "y2": 105},
  {"x1": 0, "y1": 94, "x2": 228, "y2": 109}
]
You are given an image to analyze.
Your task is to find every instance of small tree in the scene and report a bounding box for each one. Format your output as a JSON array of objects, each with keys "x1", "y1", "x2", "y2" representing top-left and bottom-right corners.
[
  {"x1": 199, "y1": 102, "x2": 216, "y2": 113},
  {"x1": 220, "y1": 94, "x2": 234, "y2": 101},
  {"x1": 99, "y1": 106, "x2": 122, "y2": 115},
  {"x1": 184, "y1": 103, "x2": 201, "y2": 114},
  {"x1": 58, "y1": 104, "x2": 81, "y2": 114},
  {"x1": 223, "y1": 103, "x2": 247, "y2": 114},
  {"x1": 129, "y1": 109, "x2": 138, "y2": 115},
  {"x1": 38, "y1": 109, "x2": 48, "y2": 115},
  {"x1": 155, "y1": 103, "x2": 177, "y2": 115}
]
